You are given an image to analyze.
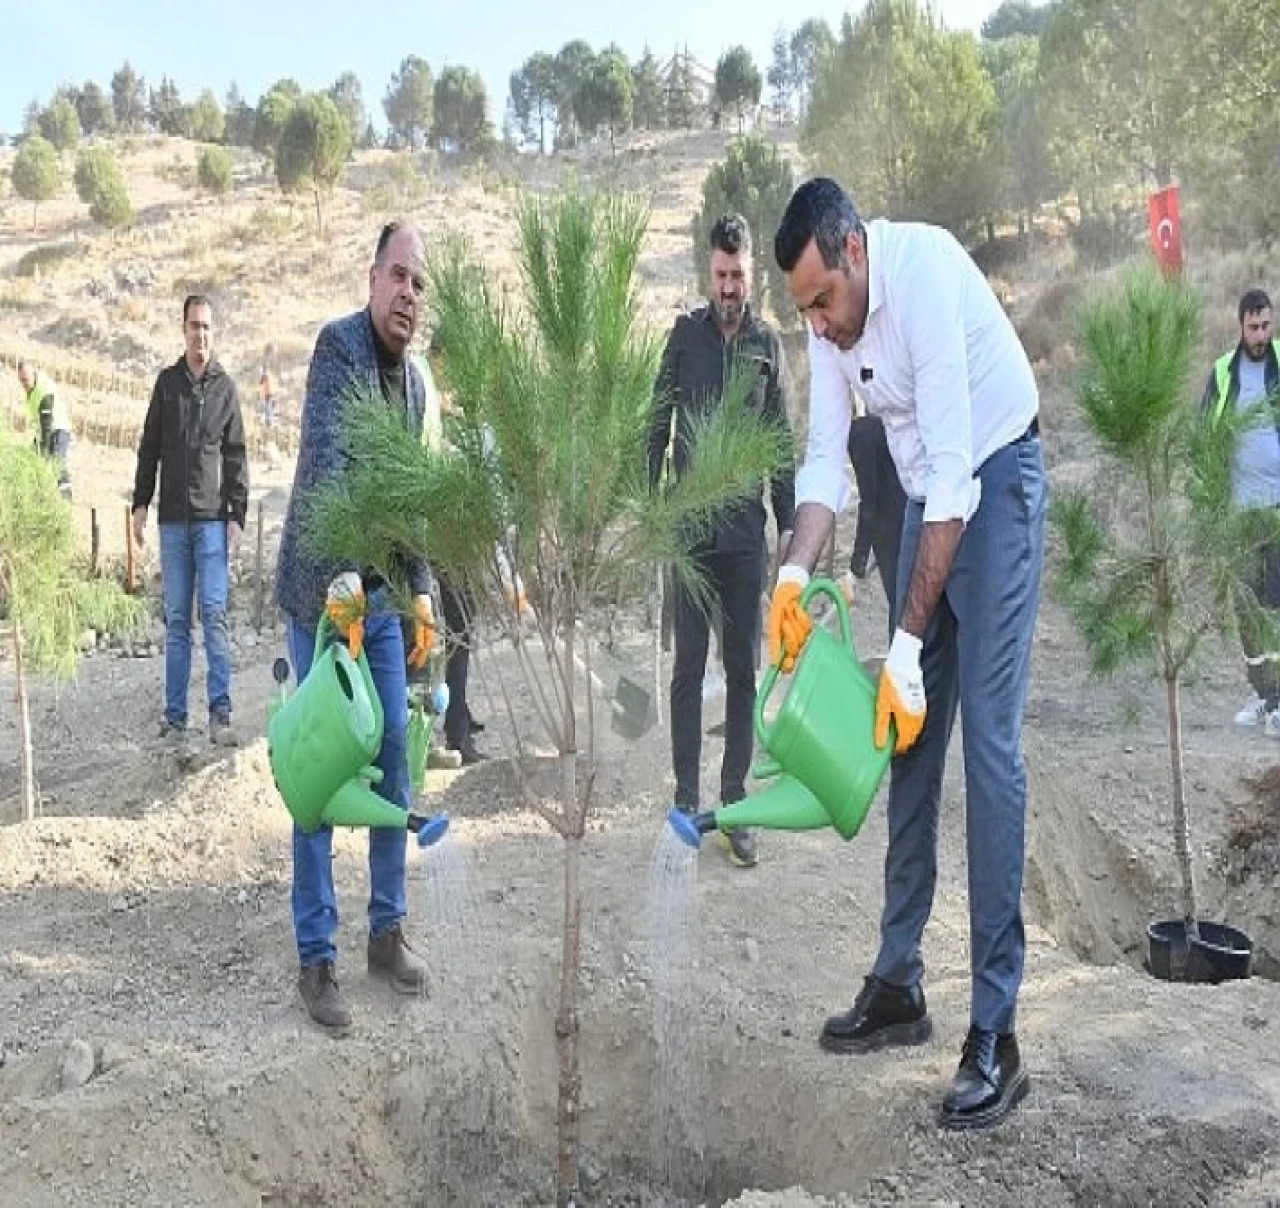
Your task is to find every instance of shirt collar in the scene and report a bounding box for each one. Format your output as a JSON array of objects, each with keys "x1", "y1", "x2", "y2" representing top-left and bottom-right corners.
[{"x1": 864, "y1": 220, "x2": 886, "y2": 326}]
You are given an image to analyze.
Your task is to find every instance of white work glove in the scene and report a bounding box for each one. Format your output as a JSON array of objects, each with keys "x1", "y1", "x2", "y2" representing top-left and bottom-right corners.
[{"x1": 875, "y1": 628, "x2": 926, "y2": 755}]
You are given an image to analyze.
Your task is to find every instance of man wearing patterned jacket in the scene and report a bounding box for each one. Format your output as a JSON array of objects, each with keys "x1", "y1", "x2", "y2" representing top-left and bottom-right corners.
[{"x1": 275, "y1": 221, "x2": 437, "y2": 1034}]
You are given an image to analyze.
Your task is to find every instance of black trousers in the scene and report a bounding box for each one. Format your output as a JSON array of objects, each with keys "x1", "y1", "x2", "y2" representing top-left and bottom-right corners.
[
  {"x1": 440, "y1": 578, "x2": 473, "y2": 749},
  {"x1": 866, "y1": 520, "x2": 903, "y2": 630},
  {"x1": 671, "y1": 547, "x2": 763, "y2": 808}
]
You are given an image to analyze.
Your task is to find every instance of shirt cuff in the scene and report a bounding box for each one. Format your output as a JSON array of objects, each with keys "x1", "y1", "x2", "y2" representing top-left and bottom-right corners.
[
  {"x1": 923, "y1": 475, "x2": 982, "y2": 524},
  {"x1": 795, "y1": 462, "x2": 852, "y2": 514}
]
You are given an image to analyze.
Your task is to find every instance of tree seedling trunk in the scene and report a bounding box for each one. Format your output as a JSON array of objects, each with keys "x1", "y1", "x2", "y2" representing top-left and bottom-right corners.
[
  {"x1": 554, "y1": 754, "x2": 583, "y2": 1202},
  {"x1": 1164, "y1": 669, "x2": 1199, "y2": 938}
]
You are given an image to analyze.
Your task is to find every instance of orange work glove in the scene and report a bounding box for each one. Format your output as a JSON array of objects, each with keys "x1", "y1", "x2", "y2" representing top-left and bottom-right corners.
[
  {"x1": 875, "y1": 628, "x2": 926, "y2": 755},
  {"x1": 325, "y1": 572, "x2": 366, "y2": 660},
  {"x1": 767, "y1": 566, "x2": 814, "y2": 673},
  {"x1": 407, "y1": 593, "x2": 436, "y2": 671}
]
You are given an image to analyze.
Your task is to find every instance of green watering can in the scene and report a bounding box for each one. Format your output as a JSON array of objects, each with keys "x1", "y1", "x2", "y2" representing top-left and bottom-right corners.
[
  {"x1": 667, "y1": 577, "x2": 894, "y2": 848},
  {"x1": 266, "y1": 615, "x2": 448, "y2": 846}
]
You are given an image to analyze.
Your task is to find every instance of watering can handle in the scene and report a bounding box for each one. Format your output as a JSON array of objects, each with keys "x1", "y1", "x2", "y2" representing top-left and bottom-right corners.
[
  {"x1": 312, "y1": 612, "x2": 383, "y2": 733},
  {"x1": 802, "y1": 577, "x2": 854, "y2": 650},
  {"x1": 754, "y1": 577, "x2": 857, "y2": 751}
]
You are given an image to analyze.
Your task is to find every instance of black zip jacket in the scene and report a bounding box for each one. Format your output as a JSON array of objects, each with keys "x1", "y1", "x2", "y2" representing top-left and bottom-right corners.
[
  {"x1": 648, "y1": 304, "x2": 796, "y2": 555},
  {"x1": 847, "y1": 412, "x2": 906, "y2": 577},
  {"x1": 133, "y1": 357, "x2": 249, "y2": 527}
]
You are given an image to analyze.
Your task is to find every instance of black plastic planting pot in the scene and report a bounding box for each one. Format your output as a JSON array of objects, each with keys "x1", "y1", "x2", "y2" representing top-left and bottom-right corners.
[{"x1": 1147, "y1": 919, "x2": 1254, "y2": 983}]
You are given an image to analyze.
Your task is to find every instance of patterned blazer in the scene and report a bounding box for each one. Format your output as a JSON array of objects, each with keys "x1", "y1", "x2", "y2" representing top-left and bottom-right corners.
[{"x1": 274, "y1": 307, "x2": 432, "y2": 625}]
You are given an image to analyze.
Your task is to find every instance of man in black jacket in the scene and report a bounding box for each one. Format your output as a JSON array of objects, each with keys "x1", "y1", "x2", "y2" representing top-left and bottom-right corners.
[
  {"x1": 649, "y1": 213, "x2": 797, "y2": 867},
  {"x1": 132, "y1": 295, "x2": 249, "y2": 754}
]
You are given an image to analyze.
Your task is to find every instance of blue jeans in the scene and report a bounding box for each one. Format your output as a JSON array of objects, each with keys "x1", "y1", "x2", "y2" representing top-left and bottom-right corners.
[
  {"x1": 287, "y1": 603, "x2": 410, "y2": 966},
  {"x1": 872, "y1": 432, "x2": 1046, "y2": 1034},
  {"x1": 159, "y1": 520, "x2": 231, "y2": 726}
]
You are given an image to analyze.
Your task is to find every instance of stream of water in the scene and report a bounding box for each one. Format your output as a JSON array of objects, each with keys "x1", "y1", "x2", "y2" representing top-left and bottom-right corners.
[
  {"x1": 645, "y1": 820, "x2": 705, "y2": 1205},
  {"x1": 416, "y1": 825, "x2": 525, "y2": 1204}
]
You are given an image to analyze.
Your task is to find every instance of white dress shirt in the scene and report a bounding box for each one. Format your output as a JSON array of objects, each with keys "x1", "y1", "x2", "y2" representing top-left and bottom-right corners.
[{"x1": 796, "y1": 219, "x2": 1038, "y2": 524}]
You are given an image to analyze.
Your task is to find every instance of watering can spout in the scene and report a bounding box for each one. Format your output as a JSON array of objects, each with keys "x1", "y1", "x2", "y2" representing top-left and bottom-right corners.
[
  {"x1": 324, "y1": 777, "x2": 414, "y2": 829},
  {"x1": 713, "y1": 774, "x2": 833, "y2": 834},
  {"x1": 666, "y1": 806, "x2": 717, "y2": 848},
  {"x1": 664, "y1": 778, "x2": 832, "y2": 850}
]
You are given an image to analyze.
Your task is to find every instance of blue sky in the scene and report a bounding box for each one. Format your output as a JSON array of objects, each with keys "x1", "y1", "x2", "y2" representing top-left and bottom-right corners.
[{"x1": 2, "y1": 0, "x2": 1001, "y2": 137}]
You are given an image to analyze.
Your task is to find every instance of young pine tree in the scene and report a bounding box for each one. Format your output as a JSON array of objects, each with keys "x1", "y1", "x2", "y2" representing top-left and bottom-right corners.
[
  {"x1": 305, "y1": 191, "x2": 788, "y2": 1203},
  {"x1": 0, "y1": 444, "x2": 142, "y2": 822},
  {"x1": 1052, "y1": 267, "x2": 1280, "y2": 940}
]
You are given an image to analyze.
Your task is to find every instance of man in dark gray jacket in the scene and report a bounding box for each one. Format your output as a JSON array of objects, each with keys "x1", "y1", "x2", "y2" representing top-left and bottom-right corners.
[
  {"x1": 132, "y1": 295, "x2": 248, "y2": 754},
  {"x1": 275, "y1": 222, "x2": 436, "y2": 1033},
  {"x1": 649, "y1": 213, "x2": 797, "y2": 868}
]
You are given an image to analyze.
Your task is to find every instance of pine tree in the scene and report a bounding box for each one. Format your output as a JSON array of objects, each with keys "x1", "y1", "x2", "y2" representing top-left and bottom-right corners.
[
  {"x1": 0, "y1": 445, "x2": 141, "y2": 822},
  {"x1": 11, "y1": 135, "x2": 60, "y2": 231},
  {"x1": 304, "y1": 192, "x2": 787, "y2": 1203},
  {"x1": 1051, "y1": 268, "x2": 1280, "y2": 944}
]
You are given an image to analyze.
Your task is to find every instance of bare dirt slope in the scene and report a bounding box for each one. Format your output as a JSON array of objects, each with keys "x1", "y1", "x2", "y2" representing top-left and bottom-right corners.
[{"x1": 3, "y1": 131, "x2": 1280, "y2": 1205}]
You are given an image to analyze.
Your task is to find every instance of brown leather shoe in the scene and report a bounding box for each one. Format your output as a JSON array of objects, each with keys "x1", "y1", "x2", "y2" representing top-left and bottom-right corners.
[
  {"x1": 367, "y1": 924, "x2": 428, "y2": 995},
  {"x1": 298, "y1": 961, "x2": 352, "y2": 1035}
]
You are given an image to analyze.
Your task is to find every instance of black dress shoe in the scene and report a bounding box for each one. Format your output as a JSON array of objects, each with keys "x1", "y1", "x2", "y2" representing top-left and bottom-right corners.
[
  {"x1": 467, "y1": 707, "x2": 485, "y2": 734},
  {"x1": 819, "y1": 975, "x2": 933, "y2": 1055},
  {"x1": 939, "y1": 1026, "x2": 1029, "y2": 1131}
]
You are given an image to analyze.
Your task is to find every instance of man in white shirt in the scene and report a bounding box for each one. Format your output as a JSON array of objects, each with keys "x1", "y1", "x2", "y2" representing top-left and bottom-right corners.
[
  {"x1": 768, "y1": 178, "x2": 1046, "y2": 1131},
  {"x1": 1199, "y1": 288, "x2": 1280, "y2": 734}
]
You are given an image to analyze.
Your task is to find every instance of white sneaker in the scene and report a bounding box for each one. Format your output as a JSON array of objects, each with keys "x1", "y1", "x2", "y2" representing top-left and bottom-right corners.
[
  {"x1": 1235, "y1": 695, "x2": 1268, "y2": 727},
  {"x1": 1264, "y1": 710, "x2": 1280, "y2": 739}
]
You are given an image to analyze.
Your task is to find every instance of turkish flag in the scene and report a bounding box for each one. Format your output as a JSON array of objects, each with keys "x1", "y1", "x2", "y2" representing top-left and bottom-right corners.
[{"x1": 1148, "y1": 185, "x2": 1183, "y2": 276}]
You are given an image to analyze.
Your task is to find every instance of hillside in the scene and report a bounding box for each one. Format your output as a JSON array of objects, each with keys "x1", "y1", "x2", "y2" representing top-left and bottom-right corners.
[{"x1": 0, "y1": 130, "x2": 758, "y2": 441}]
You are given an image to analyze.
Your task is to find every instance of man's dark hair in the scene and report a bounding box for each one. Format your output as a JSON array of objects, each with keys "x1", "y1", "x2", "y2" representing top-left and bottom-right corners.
[
  {"x1": 1239, "y1": 288, "x2": 1272, "y2": 323},
  {"x1": 709, "y1": 213, "x2": 751, "y2": 256},
  {"x1": 183, "y1": 294, "x2": 211, "y2": 322},
  {"x1": 774, "y1": 177, "x2": 865, "y2": 272}
]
